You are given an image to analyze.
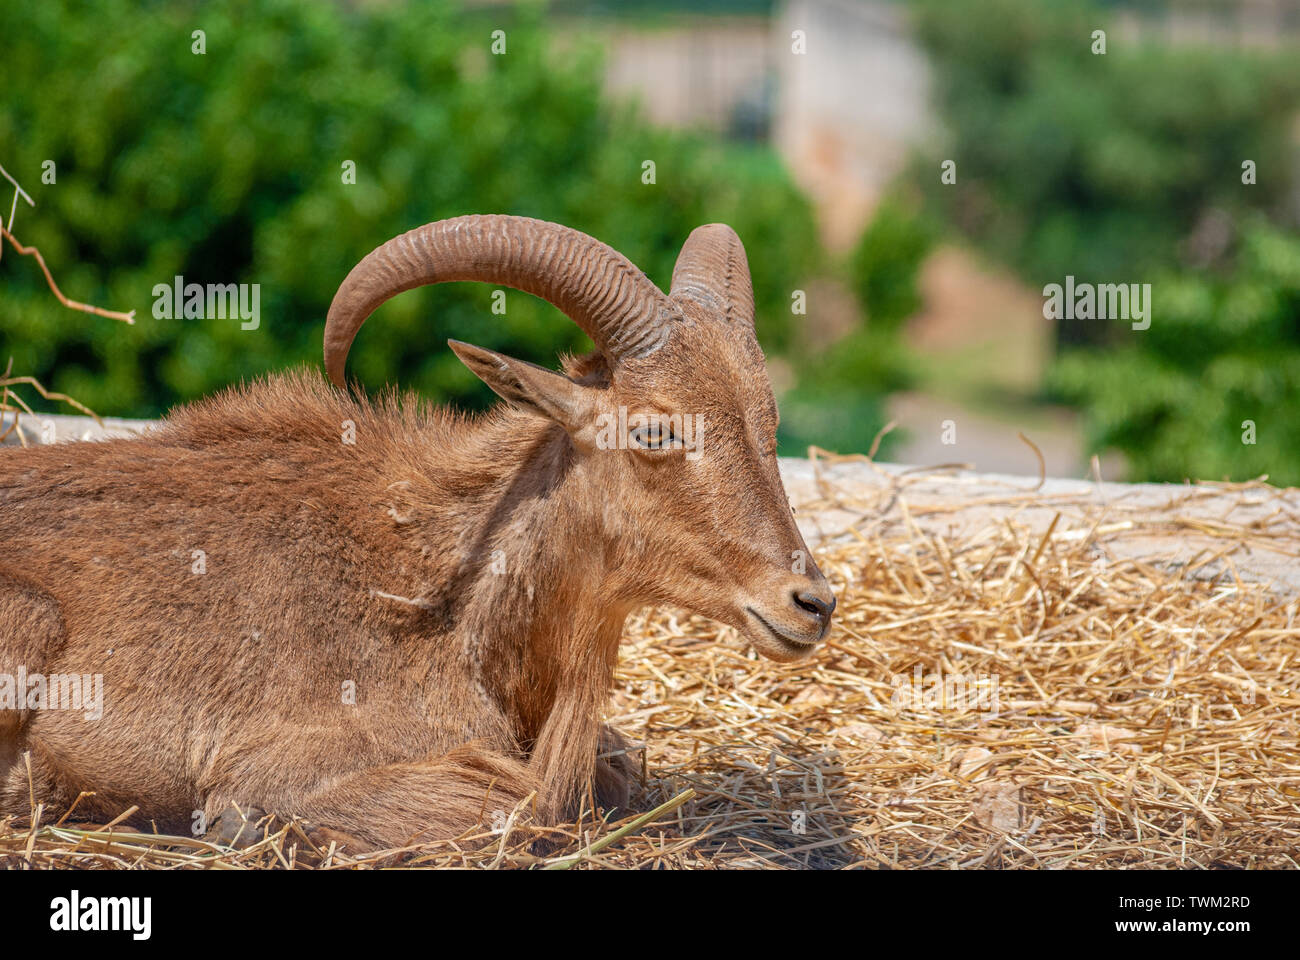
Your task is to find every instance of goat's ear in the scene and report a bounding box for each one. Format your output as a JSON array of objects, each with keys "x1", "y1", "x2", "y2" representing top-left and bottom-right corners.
[{"x1": 448, "y1": 339, "x2": 594, "y2": 430}]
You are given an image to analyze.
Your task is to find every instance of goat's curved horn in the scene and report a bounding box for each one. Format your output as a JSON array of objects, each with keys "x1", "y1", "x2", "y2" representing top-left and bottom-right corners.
[
  {"x1": 669, "y1": 223, "x2": 755, "y2": 327},
  {"x1": 324, "y1": 214, "x2": 677, "y2": 387}
]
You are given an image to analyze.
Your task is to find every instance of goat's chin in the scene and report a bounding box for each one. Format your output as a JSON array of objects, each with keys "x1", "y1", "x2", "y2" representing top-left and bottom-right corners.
[
  {"x1": 747, "y1": 631, "x2": 820, "y2": 663},
  {"x1": 735, "y1": 619, "x2": 821, "y2": 663},
  {"x1": 726, "y1": 605, "x2": 825, "y2": 663}
]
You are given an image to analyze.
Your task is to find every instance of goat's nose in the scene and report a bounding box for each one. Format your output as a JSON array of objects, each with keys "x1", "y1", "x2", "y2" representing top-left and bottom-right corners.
[{"x1": 793, "y1": 588, "x2": 836, "y2": 623}]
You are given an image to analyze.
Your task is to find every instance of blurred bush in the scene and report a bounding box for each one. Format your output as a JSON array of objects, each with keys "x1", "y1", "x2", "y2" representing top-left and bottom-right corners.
[
  {"x1": 849, "y1": 194, "x2": 934, "y2": 333},
  {"x1": 776, "y1": 322, "x2": 914, "y2": 459},
  {"x1": 910, "y1": 0, "x2": 1300, "y2": 483},
  {"x1": 779, "y1": 195, "x2": 927, "y2": 458},
  {"x1": 1050, "y1": 219, "x2": 1300, "y2": 482},
  {"x1": 0, "y1": 0, "x2": 819, "y2": 421}
]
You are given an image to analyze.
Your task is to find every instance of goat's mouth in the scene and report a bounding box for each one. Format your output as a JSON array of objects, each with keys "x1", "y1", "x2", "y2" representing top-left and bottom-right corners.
[{"x1": 744, "y1": 606, "x2": 822, "y2": 660}]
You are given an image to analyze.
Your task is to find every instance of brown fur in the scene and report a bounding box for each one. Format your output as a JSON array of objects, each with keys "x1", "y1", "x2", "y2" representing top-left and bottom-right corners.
[{"x1": 0, "y1": 252, "x2": 833, "y2": 853}]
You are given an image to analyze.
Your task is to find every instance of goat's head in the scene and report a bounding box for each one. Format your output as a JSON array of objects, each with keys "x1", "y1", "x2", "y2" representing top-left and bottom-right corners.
[{"x1": 324, "y1": 215, "x2": 835, "y2": 661}]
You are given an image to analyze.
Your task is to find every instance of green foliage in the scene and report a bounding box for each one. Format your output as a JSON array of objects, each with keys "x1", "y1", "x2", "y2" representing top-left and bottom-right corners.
[
  {"x1": 0, "y1": 0, "x2": 818, "y2": 419},
  {"x1": 777, "y1": 196, "x2": 929, "y2": 459},
  {"x1": 912, "y1": 0, "x2": 1300, "y2": 288},
  {"x1": 911, "y1": 0, "x2": 1300, "y2": 483},
  {"x1": 777, "y1": 324, "x2": 914, "y2": 459},
  {"x1": 848, "y1": 194, "x2": 934, "y2": 333},
  {"x1": 1050, "y1": 221, "x2": 1300, "y2": 484}
]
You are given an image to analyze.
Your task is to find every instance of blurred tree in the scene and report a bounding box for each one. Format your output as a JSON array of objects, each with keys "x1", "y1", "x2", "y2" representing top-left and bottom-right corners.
[
  {"x1": 909, "y1": 0, "x2": 1300, "y2": 483},
  {"x1": 0, "y1": 0, "x2": 819, "y2": 424},
  {"x1": 776, "y1": 323, "x2": 914, "y2": 459},
  {"x1": 850, "y1": 194, "x2": 934, "y2": 334},
  {"x1": 778, "y1": 194, "x2": 928, "y2": 459},
  {"x1": 913, "y1": 0, "x2": 1299, "y2": 343},
  {"x1": 1050, "y1": 219, "x2": 1300, "y2": 482}
]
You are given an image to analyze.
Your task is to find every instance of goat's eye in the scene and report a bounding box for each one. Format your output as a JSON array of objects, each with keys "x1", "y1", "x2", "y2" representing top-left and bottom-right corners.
[{"x1": 630, "y1": 420, "x2": 677, "y2": 451}]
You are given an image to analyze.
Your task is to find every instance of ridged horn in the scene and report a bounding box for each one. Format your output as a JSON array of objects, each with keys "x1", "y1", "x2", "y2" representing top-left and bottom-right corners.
[
  {"x1": 324, "y1": 214, "x2": 677, "y2": 387},
  {"x1": 669, "y1": 223, "x2": 755, "y2": 328}
]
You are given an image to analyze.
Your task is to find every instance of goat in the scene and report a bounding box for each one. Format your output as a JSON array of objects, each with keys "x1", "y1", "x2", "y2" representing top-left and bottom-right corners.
[{"x1": 0, "y1": 215, "x2": 836, "y2": 850}]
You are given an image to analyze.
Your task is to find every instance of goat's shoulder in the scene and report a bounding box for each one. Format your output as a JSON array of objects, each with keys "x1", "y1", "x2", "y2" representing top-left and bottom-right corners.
[
  {"x1": 155, "y1": 368, "x2": 486, "y2": 458},
  {"x1": 154, "y1": 368, "x2": 367, "y2": 448}
]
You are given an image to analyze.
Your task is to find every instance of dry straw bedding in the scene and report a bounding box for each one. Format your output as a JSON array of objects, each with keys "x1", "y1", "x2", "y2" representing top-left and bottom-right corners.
[{"x1": 3, "y1": 457, "x2": 1298, "y2": 869}]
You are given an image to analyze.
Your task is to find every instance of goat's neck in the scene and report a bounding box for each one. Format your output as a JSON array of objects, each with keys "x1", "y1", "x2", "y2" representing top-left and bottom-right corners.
[{"x1": 401, "y1": 416, "x2": 628, "y2": 805}]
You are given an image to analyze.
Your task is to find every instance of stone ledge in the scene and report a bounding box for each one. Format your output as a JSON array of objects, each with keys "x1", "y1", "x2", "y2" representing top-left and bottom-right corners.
[
  {"x1": 1, "y1": 411, "x2": 157, "y2": 445},
  {"x1": 782, "y1": 457, "x2": 1300, "y2": 597}
]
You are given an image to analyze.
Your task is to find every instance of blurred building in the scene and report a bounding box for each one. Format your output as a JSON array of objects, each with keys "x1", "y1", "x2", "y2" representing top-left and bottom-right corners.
[
  {"x1": 593, "y1": 0, "x2": 1299, "y2": 248},
  {"x1": 597, "y1": 0, "x2": 932, "y2": 252},
  {"x1": 772, "y1": 0, "x2": 931, "y2": 252},
  {"x1": 1116, "y1": 0, "x2": 1300, "y2": 47}
]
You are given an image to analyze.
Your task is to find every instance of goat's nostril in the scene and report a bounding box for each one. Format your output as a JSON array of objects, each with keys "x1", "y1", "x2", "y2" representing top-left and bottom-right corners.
[{"x1": 794, "y1": 590, "x2": 835, "y2": 620}]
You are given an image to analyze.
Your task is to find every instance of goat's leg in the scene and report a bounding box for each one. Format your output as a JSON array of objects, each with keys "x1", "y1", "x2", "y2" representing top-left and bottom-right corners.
[
  {"x1": 593, "y1": 723, "x2": 638, "y2": 812},
  {"x1": 0, "y1": 739, "x2": 86, "y2": 824},
  {"x1": 205, "y1": 801, "x2": 272, "y2": 849},
  {"x1": 208, "y1": 743, "x2": 537, "y2": 853},
  {"x1": 0, "y1": 569, "x2": 65, "y2": 816}
]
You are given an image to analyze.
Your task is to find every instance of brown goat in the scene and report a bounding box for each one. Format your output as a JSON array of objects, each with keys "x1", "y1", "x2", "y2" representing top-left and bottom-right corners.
[{"x1": 0, "y1": 215, "x2": 835, "y2": 850}]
